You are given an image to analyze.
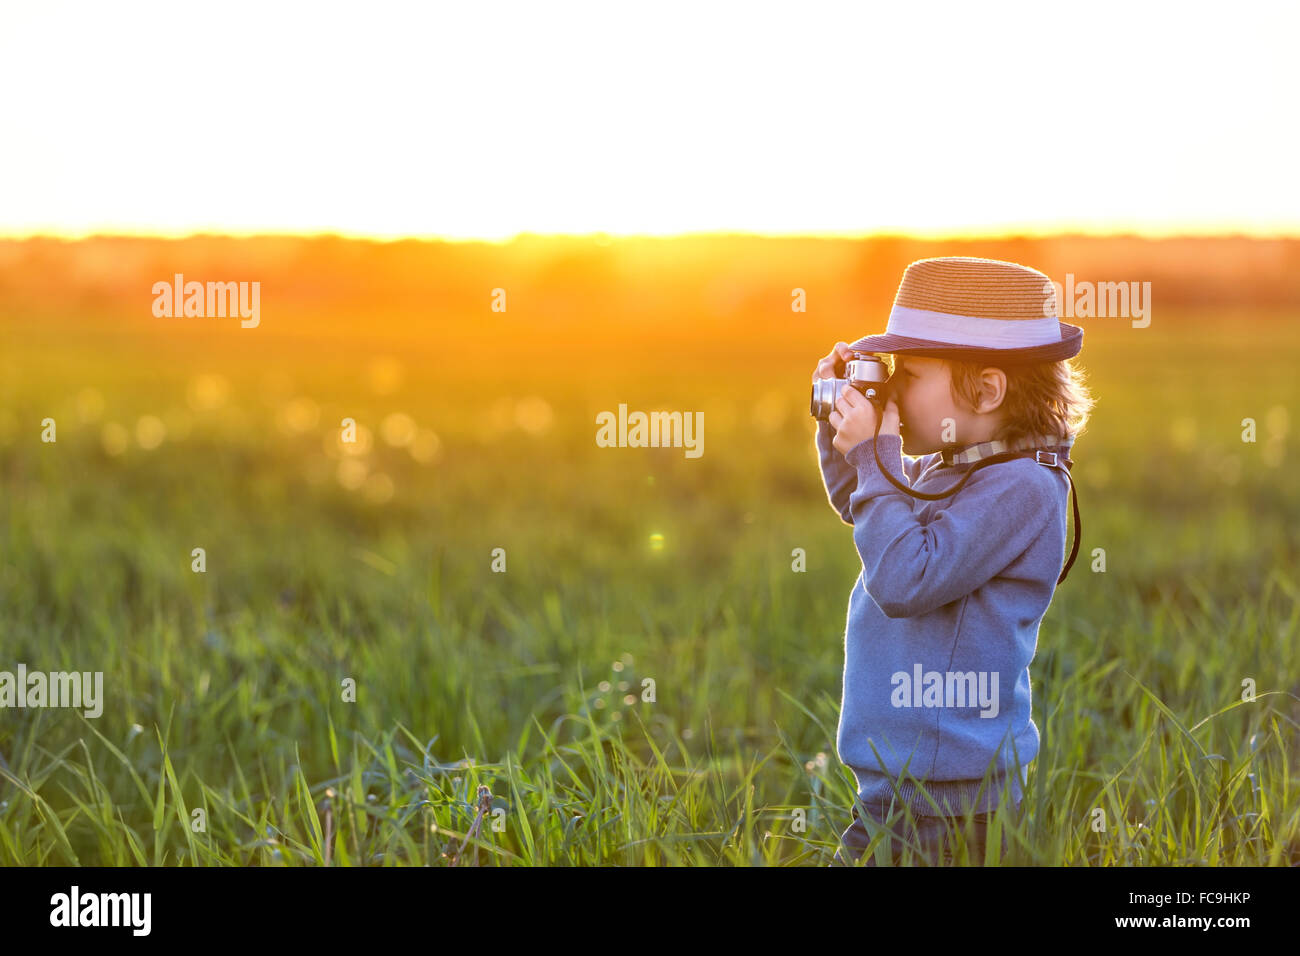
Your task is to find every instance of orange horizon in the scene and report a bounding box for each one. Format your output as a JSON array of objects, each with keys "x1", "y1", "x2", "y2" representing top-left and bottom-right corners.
[{"x1": 5, "y1": 224, "x2": 1300, "y2": 245}]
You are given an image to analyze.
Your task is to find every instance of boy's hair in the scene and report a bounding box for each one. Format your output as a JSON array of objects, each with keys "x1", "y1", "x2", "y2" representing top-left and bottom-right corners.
[{"x1": 945, "y1": 357, "x2": 1095, "y2": 445}]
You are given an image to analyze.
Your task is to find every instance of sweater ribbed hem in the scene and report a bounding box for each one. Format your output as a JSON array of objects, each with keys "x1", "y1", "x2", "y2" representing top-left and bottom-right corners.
[{"x1": 852, "y1": 766, "x2": 1027, "y2": 818}]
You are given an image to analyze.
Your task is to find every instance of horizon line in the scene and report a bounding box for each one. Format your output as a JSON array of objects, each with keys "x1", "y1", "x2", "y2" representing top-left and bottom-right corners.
[{"x1": 4, "y1": 225, "x2": 1300, "y2": 245}]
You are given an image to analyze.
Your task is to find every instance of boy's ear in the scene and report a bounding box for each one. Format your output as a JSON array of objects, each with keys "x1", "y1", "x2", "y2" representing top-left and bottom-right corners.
[{"x1": 975, "y1": 366, "x2": 1008, "y2": 413}]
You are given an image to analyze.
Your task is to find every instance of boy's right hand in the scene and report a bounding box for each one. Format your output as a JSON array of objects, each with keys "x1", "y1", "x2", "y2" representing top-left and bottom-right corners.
[{"x1": 813, "y1": 341, "x2": 854, "y2": 384}]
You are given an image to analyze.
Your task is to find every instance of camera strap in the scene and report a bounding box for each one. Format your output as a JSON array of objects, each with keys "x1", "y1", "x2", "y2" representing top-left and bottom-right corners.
[{"x1": 870, "y1": 419, "x2": 1082, "y2": 585}]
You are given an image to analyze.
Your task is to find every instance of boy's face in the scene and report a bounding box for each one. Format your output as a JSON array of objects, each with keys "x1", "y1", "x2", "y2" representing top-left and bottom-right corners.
[{"x1": 890, "y1": 355, "x2": 984, "y2": 455}]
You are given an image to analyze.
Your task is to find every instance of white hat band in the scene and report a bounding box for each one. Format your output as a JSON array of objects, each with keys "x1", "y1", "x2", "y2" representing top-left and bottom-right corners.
[{"x1": 886, "y1": 305, "x2": 1063, "y2": 348}]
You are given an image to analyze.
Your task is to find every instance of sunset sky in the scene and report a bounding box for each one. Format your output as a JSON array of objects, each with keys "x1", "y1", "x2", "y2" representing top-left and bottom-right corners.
[{"x1": 1, "y1": 0, "x2": 1296, "y2": 240}]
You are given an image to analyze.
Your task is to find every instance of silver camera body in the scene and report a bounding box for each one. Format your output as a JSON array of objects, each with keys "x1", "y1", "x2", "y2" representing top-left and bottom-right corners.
[{"x1": 810, "y1": 352, "x2": 892, "y2": 421}]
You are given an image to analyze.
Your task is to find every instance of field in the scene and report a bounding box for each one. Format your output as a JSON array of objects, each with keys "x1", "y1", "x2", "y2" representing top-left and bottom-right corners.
[{"x1": 0, "y1": 235, "x2": 1297, "y2": 865}]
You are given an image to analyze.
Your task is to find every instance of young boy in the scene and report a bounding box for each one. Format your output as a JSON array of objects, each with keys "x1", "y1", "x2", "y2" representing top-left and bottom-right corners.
[{"x1": 814, "y1": 256, "x2": 1093, "y2": 866}]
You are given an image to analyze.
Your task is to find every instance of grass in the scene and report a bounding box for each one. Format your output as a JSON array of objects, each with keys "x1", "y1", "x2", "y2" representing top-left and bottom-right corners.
[{"x1": 0, "y1": 292, "x2": 1297, "y2": 866}]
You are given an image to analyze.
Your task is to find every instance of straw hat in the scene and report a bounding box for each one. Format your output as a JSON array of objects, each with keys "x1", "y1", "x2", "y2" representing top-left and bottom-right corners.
[{"x1": 849, "y1": 257, "x2": 1083, "y2": 364}]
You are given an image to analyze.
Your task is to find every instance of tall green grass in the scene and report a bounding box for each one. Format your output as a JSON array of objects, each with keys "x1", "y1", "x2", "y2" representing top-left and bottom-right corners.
[{"x1": 0, "y1": 306, "x2": 1297, "y2": 865}]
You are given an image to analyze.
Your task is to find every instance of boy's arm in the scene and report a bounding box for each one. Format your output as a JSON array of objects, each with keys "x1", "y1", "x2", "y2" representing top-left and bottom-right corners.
[
  {"x1": 815, "y1": 420, "x2": 856, "y2": 524},
  {"x1": 842, "y1": 433, "x2": 1060, "y2": 618},
  {"x1": 815, "y1": 419, "x2": 925, "y2": 525}
]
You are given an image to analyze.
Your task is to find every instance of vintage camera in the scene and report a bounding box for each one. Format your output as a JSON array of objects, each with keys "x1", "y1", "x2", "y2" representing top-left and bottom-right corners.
[{"x1": 810, "y1": 351, "x2": 892, "y2": 421}]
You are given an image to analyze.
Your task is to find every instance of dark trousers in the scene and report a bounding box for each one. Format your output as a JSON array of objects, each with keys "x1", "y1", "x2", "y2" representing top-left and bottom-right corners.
[{"x1": 830, "y1": 800, "x2": 1013, "y2": 866}]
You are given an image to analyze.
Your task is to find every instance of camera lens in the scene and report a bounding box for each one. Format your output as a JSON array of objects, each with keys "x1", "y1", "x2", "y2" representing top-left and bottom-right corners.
[{"x1": 810, "y1": 377, "x2": 847, "y2": 420}]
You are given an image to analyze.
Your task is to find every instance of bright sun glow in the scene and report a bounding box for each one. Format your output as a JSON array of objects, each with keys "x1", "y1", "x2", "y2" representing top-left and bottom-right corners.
[{"x1": 1, "y1": 0, "x2": 1297, "y2": 240}]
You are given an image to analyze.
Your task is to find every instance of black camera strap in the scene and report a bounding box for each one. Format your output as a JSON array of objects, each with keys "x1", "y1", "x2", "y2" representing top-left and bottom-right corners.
[{"x1": 869, "y1": 418, "x2": 1082, "y2": 585}]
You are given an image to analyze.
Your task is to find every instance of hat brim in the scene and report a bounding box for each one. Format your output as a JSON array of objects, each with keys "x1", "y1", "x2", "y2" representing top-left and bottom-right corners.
[{"x1": 848, "y1": 321, "x2": 1083, "y2": 365}]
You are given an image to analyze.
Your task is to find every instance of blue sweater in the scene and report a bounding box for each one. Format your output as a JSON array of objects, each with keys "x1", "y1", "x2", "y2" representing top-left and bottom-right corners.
[{"x1": 815, "y1": 419, "x2": 1072, "y2": 817}]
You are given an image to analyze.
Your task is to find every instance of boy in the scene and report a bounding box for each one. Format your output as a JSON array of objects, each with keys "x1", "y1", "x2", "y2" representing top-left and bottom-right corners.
[{"x1": 814, "y1": 257, "x2": 1093, "y2": 866}]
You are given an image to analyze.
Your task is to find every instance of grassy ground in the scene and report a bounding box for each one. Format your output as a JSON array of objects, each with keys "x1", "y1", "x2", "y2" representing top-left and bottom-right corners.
[{"x1": 1, "y1": 286, "x2": 1297, "y2": 865}]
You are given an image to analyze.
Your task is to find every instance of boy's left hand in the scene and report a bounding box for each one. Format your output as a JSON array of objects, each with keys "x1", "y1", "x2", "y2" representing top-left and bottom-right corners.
[{"x1": 830, "y1": 385, "x2": 900, "y2": 456}]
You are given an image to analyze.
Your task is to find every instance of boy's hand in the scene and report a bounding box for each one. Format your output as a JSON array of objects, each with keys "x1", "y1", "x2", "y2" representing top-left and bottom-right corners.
[
  {"x1": 812, "y1": 341, "x2": 854, "y2": 384},
  {"x1": 830, "y1": 386, "x2": 900, "y2": 456}
]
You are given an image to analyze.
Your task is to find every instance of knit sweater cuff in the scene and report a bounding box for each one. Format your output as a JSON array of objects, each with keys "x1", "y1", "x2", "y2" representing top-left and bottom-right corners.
[
  {"x1": 854, "y1": 768, "x2": 1027, "y2": 818},
  {"x1": 843, "y1": 433, "x2": 907, "y2": 487}
]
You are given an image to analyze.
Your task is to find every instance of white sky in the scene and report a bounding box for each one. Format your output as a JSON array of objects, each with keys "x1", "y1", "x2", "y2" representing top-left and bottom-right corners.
[{"x1": 1, "y1": 0, "x2": 1296, "y2": 239}]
